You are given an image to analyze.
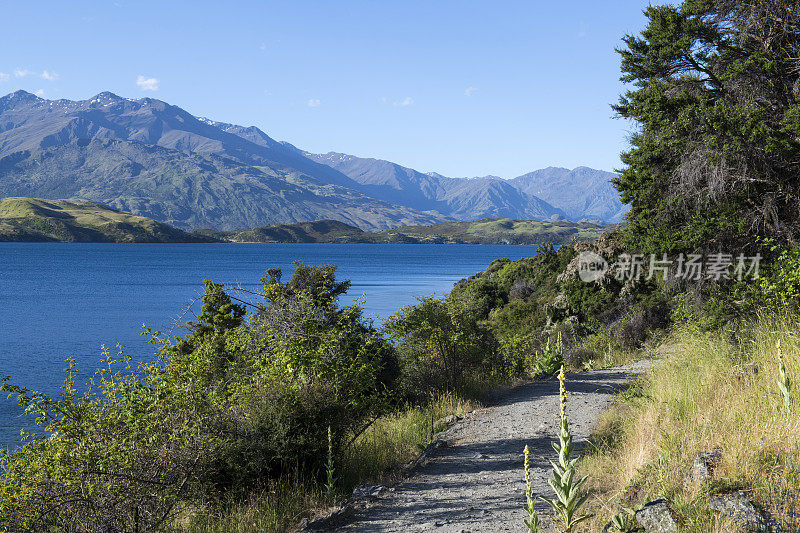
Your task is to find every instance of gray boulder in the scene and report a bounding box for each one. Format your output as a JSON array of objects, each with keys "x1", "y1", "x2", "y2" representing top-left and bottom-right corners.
[
  {"x1": 683, "y1": 450, "x2": 722, "y2": 491},
  {"x1": 733, "y1": 362, "x2": 759, "y2": 380},
  {"x1": 635, "y1": 498, "x2": 680, "y2": 532},
  {"x1": 435, "y1": 414, "x2": 460, "y2": 429},
  {"x1": 709, "y1": 491, "x2": 774, "y2": 532},
  {"x1": 350, "y1": 484, "x2": 387, "y2": 501}
]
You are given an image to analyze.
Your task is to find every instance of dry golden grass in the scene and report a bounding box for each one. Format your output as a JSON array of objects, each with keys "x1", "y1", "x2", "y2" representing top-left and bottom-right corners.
[{"x1": 580, "y1": 313, "x2": 800, "y2": 531}]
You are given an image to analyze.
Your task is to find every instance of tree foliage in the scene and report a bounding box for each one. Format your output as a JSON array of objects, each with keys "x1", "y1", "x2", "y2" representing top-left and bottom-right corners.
[{"x1": 615, "y1": 0, "x2": 800, "y2": 254}]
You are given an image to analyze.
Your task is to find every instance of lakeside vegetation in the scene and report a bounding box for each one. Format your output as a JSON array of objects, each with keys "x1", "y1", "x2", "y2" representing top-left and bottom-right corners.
[
  {"x1": 0, "y1": 234, "x2": 655, "y2": 532},
  {"x1": 582, "y1": 317, "x2": 800, "y2": 531}
]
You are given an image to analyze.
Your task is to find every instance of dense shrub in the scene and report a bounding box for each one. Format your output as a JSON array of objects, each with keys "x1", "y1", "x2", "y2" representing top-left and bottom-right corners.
[
  {"x1": 383, "y1": 295, "x2": 494, "y2": 397},
  {"x1": 0, "y1": 263, "x2": 396, "y2": 532},
  {"x1": 565, "y1": 347, "x2": 596, "y2": 371}
]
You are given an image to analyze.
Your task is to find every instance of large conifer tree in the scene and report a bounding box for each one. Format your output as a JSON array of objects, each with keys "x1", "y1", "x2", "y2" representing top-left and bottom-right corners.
[{"x1": 615, "y1": 0, "x2": 800, "y2": 254}]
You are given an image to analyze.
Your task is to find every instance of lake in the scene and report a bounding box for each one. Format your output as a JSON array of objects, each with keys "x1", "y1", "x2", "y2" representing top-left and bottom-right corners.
[{"x1": 0, "y1": 243, "x2": 538, "y2": 449}]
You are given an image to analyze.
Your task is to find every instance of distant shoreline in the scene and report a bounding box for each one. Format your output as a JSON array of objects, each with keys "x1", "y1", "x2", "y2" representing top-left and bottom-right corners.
[{"x1": 1, "y1": 197, "x2": 611, "y2": 246}]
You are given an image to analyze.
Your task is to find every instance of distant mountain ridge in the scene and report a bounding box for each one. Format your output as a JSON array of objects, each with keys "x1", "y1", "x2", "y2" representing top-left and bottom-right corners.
[
  {"x1": 0, "y1": 90, "x2": 627, "y2": 229},
  {"x1": 305, "y1": 151, "x2": 566, "y2": 221},
  {"x1": 0, "y1": 90, "x2": 445, "y2": 231},
  {"x1": 510, "y1": 166, "x2": 628, "y2": 223},
  {"x1": 305, "y1": 152, "x2": 627, "y2": 223}
]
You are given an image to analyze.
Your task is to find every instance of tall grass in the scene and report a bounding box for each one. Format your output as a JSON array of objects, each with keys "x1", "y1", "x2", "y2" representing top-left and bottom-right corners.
[
  {"x1": 340, "y1": 392, "x2": 476, "y2": 487},
  {"x1": 172, "y1": 477, "x2": 327, "y2": 533},
  {"x1": 580, "y1": 313, "x2": 800, "y2": 531},
  {"x1": 174, "y1": 392, "x2": 478, "y2": 533}
]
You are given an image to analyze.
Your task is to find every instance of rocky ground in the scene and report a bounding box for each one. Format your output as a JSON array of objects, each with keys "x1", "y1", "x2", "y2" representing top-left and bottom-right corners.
[{"x1": 305, "y1": 360, "x2": 653, "y2": 532}]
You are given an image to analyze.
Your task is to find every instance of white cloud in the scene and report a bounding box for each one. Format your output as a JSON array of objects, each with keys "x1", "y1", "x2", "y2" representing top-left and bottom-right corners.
[
  {"x1": 260, "y1": 43, "x2": 267, "y2": 51},
  {"x1": 307, "y1": 98, "x2": 321, "y2": 107},
  {"x1": 34, "y1": 89, "x2": 45, "y2": 97},
  {"x1": 41, "y1": 70, "x2": 59, "y2": 81},
  {"x1": 464, "y1": 86, "x2": 478, "y2": 96},
  {"x1": 393, "y1": 96, "x2": 414, "y2": 107},
  {"x1": 0, "y1": 72, "x2": 9, "y2": 82},
  {"x1": 136, "y1": 75, "x2": 159, "y2": 91},
  {"x1": 14, "y1": 68, "x2": 32, "y2": 78},
  {"x1": 577, "y1": 20, "x2": 587, "y2": 39}
]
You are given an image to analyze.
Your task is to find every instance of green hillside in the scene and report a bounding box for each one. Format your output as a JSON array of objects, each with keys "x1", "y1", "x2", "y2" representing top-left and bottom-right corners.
[
  {"x1": 203, "y1": 217, "x2": 609, "y2": 244},
  {"x1": 0, "y1": 198, "x2": 610, "y2": 244},
  {"x1": 0, "y1": 198, "x2": 212, "y2": 243},
  {"x1": 377, "y1": 218, "x2": 608, "y2": 244},
  {"x1": 193, "y1": 219, "x2": 370, "y2": 243}
]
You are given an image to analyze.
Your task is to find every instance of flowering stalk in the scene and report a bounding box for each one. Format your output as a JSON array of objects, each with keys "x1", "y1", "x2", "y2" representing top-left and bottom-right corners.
[
  {"x1": 541, "y1": 365, "x2": 592, "y2": 532},
  {"x1": 778, "y1": 340, "x2": 791, "y2": 412},
  {"x1": 523, "y1": 444, "x2": 541, "y2": 532},
  {"x1": 325, "y1": 425, "x2": 336, "y2": 500}
]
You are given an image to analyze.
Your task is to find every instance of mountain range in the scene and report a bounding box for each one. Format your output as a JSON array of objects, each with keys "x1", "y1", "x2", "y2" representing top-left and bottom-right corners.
[{"x1": 0, "y1": 90, "x2": 627, "y2": 230}]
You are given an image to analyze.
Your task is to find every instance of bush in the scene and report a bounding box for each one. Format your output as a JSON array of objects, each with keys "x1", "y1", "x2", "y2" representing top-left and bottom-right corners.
[
  {"x1": 0, "y1": 263, "x2": 397, "y2": 531},
  {"x1": 384, "y1": 295, "x2": 494, "y2": 398},
  {"x1": 760, "y1": 245, "x2": 800, "y2": 310},
  {"x1": 509, "y1": 280, "x2": 536, "y2": 300},
  {"x1": 565, "y1": 347, "x2": 596, "y2": 371}
]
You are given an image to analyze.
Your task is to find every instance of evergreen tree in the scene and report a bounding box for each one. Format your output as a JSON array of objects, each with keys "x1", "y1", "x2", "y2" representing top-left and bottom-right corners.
[{"x1": 615, "y1": 0, "x2": 800, "y2": 255}]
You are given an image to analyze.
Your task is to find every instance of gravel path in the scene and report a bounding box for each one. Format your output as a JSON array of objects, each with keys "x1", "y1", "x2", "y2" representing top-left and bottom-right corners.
[{"x1": 321, "y1": 360, "x2": 653, "y2": 532}]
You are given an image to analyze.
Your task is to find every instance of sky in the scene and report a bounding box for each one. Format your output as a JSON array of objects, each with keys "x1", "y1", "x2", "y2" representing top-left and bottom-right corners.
[{"x1": 0, "y1": 0, "x2": 657, "y2": 177}]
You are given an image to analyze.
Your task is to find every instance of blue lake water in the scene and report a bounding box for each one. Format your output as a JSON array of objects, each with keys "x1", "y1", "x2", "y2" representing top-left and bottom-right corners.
[{"x1": 0, "y1": 242, "x2": 538, "y2": 450}]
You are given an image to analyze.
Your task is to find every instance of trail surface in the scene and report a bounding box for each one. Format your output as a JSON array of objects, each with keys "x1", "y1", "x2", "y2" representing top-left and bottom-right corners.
[{"x1": 321, "y1": 361, "x2": 652, "y2": 532}]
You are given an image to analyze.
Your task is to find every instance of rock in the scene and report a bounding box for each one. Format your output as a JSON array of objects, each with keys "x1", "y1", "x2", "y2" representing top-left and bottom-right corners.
[
  {"x1": 635, "y1": 498, "x2": 680, "y2": 532},
  {"x1": 435, "y1": 414, "x2": 460, "y2": 428},
  {"x1": 351, "y1": 484, "x2": 387, "y2": 501},
  {"x1": 683, "y1": 450, "x2": 722, "y2": 491},
  {"x1": 709, "y1": 491, "x2": 773, "y2": 532},
  {"x1": 300, "y1": 503, "x2": 355, "y2": 531},
  {"x1": 412, "y1": 439, "x2": 447, "y2": 468}
]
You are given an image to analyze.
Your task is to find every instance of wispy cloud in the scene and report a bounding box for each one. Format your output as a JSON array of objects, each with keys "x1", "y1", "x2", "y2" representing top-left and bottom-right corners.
[
  {"x1": 577, "y1": 20, "x2": 587, "y2": 38},
  {"x1": 260, "y1": 43, "x2": 267, "y2": 51},
  {"x1": 34, "y1": 89, "x2": 45, "y2": 97},
  {"x1": 14, "y1": 68, "x2": 33, "y2": 78},
  {"x1": 136, "y1": 75, "x2": 159, "y2": 91},
  {"x1": 464, "y1": 86, "x2": 478, "y2": 96},
  {"x1": 0, "y1": 72, "x2": 9, "y2": 82},
  {"x1": 307, "y1": 98, "x2": 321, "y2": 107},
  {"x1": 41, "y1": 70, "x2": 59, "y2": 81},
  {"x1": 393, "y1": 96, "x2": 414, "y2": 107}
]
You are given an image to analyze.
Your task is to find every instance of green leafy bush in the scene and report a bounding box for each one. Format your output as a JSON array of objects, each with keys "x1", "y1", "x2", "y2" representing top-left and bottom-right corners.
[
  {"x1": 0, "y1": 263, "x2": 396, "y2": 531},
  {"x1": 384, "y1": 295, "x2": 494, "y2": 397},
  {"x1": 760, "y1": 246, "x2": 800, "y2": 310}
]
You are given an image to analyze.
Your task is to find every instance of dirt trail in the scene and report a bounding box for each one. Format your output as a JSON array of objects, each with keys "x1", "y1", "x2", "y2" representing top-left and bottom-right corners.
[{"x1": 317, "y1": 360, "x2": 653, "y2": 532}]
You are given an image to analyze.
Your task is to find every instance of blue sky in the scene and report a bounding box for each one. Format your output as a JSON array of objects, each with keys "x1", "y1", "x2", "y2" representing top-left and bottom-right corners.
[{"x1": 1, "y1": 0, "x2": 655, "y2": 177}]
